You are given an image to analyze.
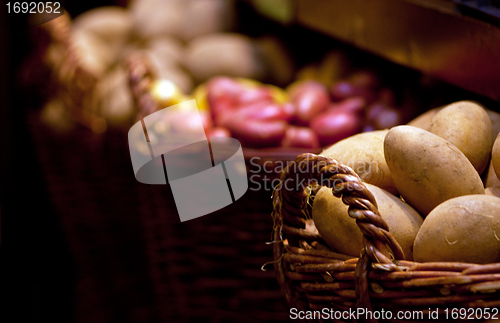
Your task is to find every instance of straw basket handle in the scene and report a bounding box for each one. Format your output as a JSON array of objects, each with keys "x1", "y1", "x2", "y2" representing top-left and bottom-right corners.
[{"x1": 271, "y1": 153, "x2": 405, "y2": 320}]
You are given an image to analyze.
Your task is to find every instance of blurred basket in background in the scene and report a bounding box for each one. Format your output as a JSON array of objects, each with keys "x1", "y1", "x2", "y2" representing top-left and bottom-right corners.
[{"x1": 25, "y1": 10, "x2": 293, "y2": 323}]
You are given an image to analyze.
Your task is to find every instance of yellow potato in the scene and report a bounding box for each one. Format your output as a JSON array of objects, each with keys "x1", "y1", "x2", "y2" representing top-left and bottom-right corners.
[
  {"x1": 406, "y1": 107, "x2": 442, "y2": 131},
  {"x1": 429, "y1": 101, "x2": 493, "y2": 174},
  {"x1": 486, "y1": 109, "x2": 500, "y2": 142},
  {"x1": 320, "y1": 130, "x2": 397, "y2": 194},
  {"x1": 180, "y1": 0, "x2": 235, "y2": 42},
  {"x1": 484, "y1": 161, "x2": 500, "y2": 188},
  {"x1": 70, "y1": 29, "x2": 114, "y2": 77},
  {"x1": 492, "y1": 134, "x2": 500, "y2": 181},
  {"x1": 73, "y1": 6, "x2": 132, "y2": 41},
  {"x1": 97, "y1": 67, "x2": 135, "y2": 126},
  {"x1": 312, "y1": 184, "x2": 423, "y2": 259},
  {"x1": 130, "y1": 0, "x2": 185, "y2": 40},
  {"x1": 183, "y1": 33, "x2": 266, "y2": 83},
  {"x1": 146, "y1": 37, "x2": 184, "y2": 66},
  {"x1": 384, "y1": 126, "x2": 484, "y2": 216},
  {"x1": 413, "y1": 194, "x2": 500, "y2": 263},
  {"x1": 72, "y1": 6, "x2": 132, "y2": 61},
  {"x1": 485, "y1": 186, "x2": 500, "y2": 198}
]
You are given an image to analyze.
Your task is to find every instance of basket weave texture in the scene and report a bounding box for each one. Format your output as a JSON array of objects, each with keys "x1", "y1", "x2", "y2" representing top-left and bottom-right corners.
[
  {"x1": 272, "y1": 153, "x2": 500, "y2": 322},
  {"x1": 26, "y1": 12, "x2": 292, "y2": 323}
]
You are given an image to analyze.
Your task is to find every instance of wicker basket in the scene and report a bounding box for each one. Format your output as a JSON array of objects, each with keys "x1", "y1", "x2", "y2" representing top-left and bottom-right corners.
[
  {"x1": 271, "y1": 153, "x2": 500, "y2": 322},
  {"x1": 26, "y1": 11, "x2": 295, "y2": 323}
]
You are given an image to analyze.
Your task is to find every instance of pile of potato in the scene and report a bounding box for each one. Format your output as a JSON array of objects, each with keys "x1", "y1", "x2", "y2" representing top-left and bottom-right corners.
[
  {"x1": 313, "y1": 100, "x2": 500, "y2": 264},
  {"x1": 42, "y1": 0, "x2": 293, "y2": 129}
]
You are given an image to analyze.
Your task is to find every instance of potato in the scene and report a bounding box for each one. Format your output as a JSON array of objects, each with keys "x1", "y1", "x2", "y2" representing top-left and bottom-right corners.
[
  {"x1": 180, "y1": 0, "x2": 235, "y2": 42},
  {"x1": 429, "y1": 101, "x2": 493, "y2": 174},
  {"x1": 384, "y1": 126, "x2": 484, "y2": 216},
  {"x1": 310, "y1": 110, "x2": 362, "y2": 147},
  {"x1": 485, "y1": 161, "x2": 500, "y2": 188},
  {"x1": 183, "y1": 33, "x2": 266, "y2": 83},
  {"x1": 288, "y1": 80, "x2": 329, "y2": 125},
  {"x1": 367, "y1": 103, "x2": 403, "y2": 130},
  {"x1": 413, "y1": 194, "x2": 500, "y2": 263},
  {"x1": 73, "y1": 6, "x2": 132, "y2": 40},
  {"x1": 70, "y1": 29, "x2": 114, "y2": 77},
  {"x1": 486, "y1": 109, "x2": 500, "y2": 142},
  {"x1": 485, "y1": 186, "x2": 500, "y2": 198},
  {"x1": 312, "y1": 184, "x2": 423, "y2": 259},
  {"x1": 281, "y1": 126, "x2": 320, "y2": 149},
  {"x1": 320, "y1": 130, "x2": 397, "y2": 194},
  {"x1": 225, "y1": 118, "x2": 287, "y2": 148},
  {"x1": 492, "y1": 134, "x2": 500, "y2": 180},
  {"x1": 410, "y1": 106, "x2": 500, "y2": 141},
  {"x1": 130, "y1": 0, "x2": 185, "y2": 40},
  {"x1": 406, "y1": 107, "x2": 442, "y2": 131},
  {"x1": 72, "y1": 6, "x2": 132, "y2": 60},
  {"x1": 97, "y1": 67, "x2": 135, "y2": 126},
  {"x1": 146, "y1": 37, "x2": 184, "y2": 66},
  {"x1": 129, "y1": 40, "x2": 192, "y2": 93}
]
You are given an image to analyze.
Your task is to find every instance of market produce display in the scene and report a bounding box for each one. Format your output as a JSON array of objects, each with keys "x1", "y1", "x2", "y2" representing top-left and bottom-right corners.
[
  {"x1": 37, "y1": 1, "x2": 292, "y2": 132},
  {"x1": 183, "y1": 67, "x2": 414, "y2": 150},
  {"x1": 268, "y1": 98, "x2": 500, "y2": 321},
  {"x1": 22, "y1": 1, "x2": 500, "y2": 321},
  {"x1": 35, "y1": 1, "x2": 426, "y2": 152},
  {"x1": 307, "y1": 100, "x2": 500, "y2": 264}
]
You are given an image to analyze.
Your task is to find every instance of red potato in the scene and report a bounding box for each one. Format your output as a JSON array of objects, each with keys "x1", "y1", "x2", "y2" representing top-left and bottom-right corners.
[
  {"x1": 362, "y1": 124, "x2": 376, "y2": 133},
  {"x1": 207, "y1": 92, "x2": 236, "y2": 119},
  {"x1": 366, "y1": 102, "x2": 385, "y2": 121},
  {"x1": 329, "y1": 97, "x2": 366, "y2": 116},
  {"x1": 206, "y1": 77, "x2": 243, "y2": 116},
  {"x1": 225, "y1": 117, "x2": 288, "y2": 148},
  {"x1": 330, "y1": 80, "x2": 377, "y2": 104},
  {"x1": 310, "y1": 110, "x2": 363, "y2": 146},
  {"x1": 207, "y1": 126, "x2": 231, "y2": 138},
  {"x1": 366, "y1": 102, "x2": 403, "y2": 130},
  {"x1": 236, "y1": 86, "x2": 273, "y2": 105},
  {"x1": 281, "y1": 126, "x2": 320, "y2": 149},
  {"x1": 206, "y1": 76, "x2": 245, "y2": 100},
  {"x1": 215, "y1": 101, "x2": 293, "y2": 127},
  {"x1": 373, "y1": 107, "x2": 402, "y2": 129},
  {"x1": 207, "y1": 77, "x2": 273, "y2": 108},
  {"x1": 378, "y1": 87, "x2": 397, "y2": 106},
  {"x1": 348, "y1": 70, "x2": 380, "y2": 90},
  {"x1": 235, "y1": 101, "x2": 293, "y2": 122},
  {"x1": 289, "y1": 80, "x2": 329, "y2": 125},
  {"x1": 214, "y1": 107, "x2": 235, "y2": 127}
]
